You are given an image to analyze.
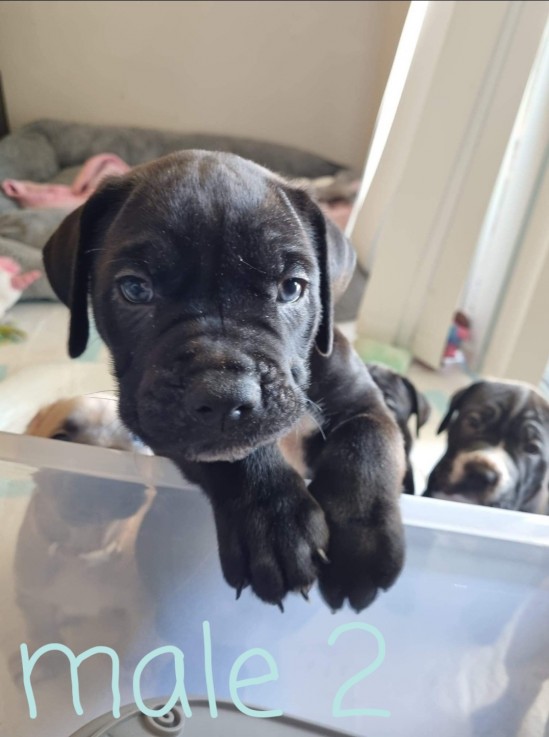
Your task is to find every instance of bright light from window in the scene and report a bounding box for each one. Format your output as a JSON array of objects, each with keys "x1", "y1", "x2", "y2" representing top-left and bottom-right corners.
[{"x1": 346, "y1": 1, "x2": 429, "y2": 237}]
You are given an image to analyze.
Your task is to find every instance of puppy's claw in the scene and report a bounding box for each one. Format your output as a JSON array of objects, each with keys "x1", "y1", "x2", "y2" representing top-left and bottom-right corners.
[
  {"x1": 277, "y1": 601, "x2": 285, "y2": 613},
  {"x1": 235, "y1": 581, "x2": 248, "y2": 601},
  {"x1": 301, "y1": 589, "x2": 310, "y2": 602},
  {"x1": 316, "y1": 549, "x2": 331, "y2": 565}
]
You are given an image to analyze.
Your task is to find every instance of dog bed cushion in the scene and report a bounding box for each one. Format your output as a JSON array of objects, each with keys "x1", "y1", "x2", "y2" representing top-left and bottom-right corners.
[{"x1": 0, "y1": 120, "x2": 352, "y2": 301}]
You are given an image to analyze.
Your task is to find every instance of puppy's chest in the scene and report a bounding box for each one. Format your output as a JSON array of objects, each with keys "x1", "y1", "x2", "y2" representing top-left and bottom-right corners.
[{"x1": 278, "y1": 414, "x2": 320, "y2": 478}]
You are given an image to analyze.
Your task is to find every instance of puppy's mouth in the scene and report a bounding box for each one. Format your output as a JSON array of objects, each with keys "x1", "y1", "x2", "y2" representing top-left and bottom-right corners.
[
  {"x1": 427, "y1": 447, "x2": 519, "y2": 508},
  {"x1": 129, "y1": 371, "x2": 308, "y2": 463},
  {"x1": 164, "y1": 428, "x2": 292, "y2": 463},
  {"x1": 428, "y1": 474, "x2": 513, "y2": 507},
  {"x1": 429, "y1": 489, "x2": 495, "y2": 506},
  {"x1": 139, "y1": 417, "x2": 304, "y2": 463},
  {"x1": 428, "y1": 475, "x2": 519, "y2": 508}
]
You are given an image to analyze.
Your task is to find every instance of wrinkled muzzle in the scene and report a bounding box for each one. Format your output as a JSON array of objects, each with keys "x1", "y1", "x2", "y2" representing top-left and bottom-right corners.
[{"x1": 124, "y1": 329, "x2": 309, "y2": 462}]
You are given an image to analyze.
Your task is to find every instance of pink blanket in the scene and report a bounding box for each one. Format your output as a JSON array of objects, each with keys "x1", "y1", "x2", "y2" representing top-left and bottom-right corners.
[
  {"x1": 2, "y1": 154, "x2": 357, "y2": 230},
  {"x1": 319, "y1": 201, "x2": 354, "y2": 231},
  {"x1": 1, "y1": 154, "x2": 130, "y2": 210}
]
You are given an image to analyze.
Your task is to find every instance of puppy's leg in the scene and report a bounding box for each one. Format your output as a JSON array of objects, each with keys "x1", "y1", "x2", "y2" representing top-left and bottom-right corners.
[
  {"x1": 306, "y1": 328, "x2": 406, "y2": 612},
  {"x1": 179, "y1": 446, "x2": 329, "y2": 607}
]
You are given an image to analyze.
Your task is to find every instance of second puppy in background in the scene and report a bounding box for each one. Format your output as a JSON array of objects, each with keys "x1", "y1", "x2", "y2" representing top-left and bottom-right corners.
[
  {"x1": 424, "y1": 380, "x2": 549, "y2": 513},
  {"x1": 367, "y1": 364, "x2": 431, "y2": 495},
  {"x1": 26, "y1": 395, "x2": 151, "y2": 453}
]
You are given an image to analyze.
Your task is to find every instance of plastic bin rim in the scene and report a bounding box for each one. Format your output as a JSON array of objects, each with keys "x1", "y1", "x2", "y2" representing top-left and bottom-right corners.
[{"x1": 1, "y1": 431, "x2": 548, "y2": 548}]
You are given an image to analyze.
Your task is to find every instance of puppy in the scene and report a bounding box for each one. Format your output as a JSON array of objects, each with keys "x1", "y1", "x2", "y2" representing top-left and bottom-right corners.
[
  {"x1": 26, "y1": 395, "x2": 150, "y2": 452},
  {"x1": 42, "y1": 150, "x2": 406, "y2": 612},
  {"x1": 424, "y1": 380, "x2": 549, "y2": 513},
  {"x1": 366, "y1": 363, "x2": 431, "y2": 494}
]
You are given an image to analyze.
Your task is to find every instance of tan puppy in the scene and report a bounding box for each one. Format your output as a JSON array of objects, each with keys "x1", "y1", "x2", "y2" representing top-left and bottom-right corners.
[{"x1": 25, "y1": 394, "x2": 151, "y2": 452}]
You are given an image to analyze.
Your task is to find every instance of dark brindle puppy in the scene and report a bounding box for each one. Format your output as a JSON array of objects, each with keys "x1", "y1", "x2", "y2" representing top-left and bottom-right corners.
[
  {"x1": 424, "y1": 380, "x2": 549, "y2": 513},
  {"x1": 42, "y1": 150, "x2": 405, "y2": 612},
  {"x1": 366, "y1": 364, "x2": 431, "y2": 495}
]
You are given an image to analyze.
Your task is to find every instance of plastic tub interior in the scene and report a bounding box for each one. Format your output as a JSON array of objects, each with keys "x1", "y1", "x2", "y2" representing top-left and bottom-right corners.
[{"x1": 0, "y1": 431, "x2": 548, "y2": 737}]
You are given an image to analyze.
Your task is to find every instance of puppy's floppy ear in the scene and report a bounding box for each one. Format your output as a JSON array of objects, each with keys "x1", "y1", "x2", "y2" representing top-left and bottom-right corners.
[
  {"x1": 401, "y1": 377, "x2": 431, "y2": 437},
  {"x1": 437, "y1": 381, "x2": 484, "y2": 435},
  {"x1": 43, "y1": 178, "x2": 133, "y2": 358},
  {"x1": 283, "y1": 186, "x2": 356, "y2": 356}
]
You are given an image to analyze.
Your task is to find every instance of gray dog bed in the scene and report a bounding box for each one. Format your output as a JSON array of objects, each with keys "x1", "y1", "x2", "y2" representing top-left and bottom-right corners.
[{"x1": 0, "y1": 119, "x2": 352, "y2": 302}]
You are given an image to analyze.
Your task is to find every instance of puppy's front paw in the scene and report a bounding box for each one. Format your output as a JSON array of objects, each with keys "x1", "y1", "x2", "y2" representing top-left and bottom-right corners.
[
  {"x1": 310, "y1": 478, "x2": 405, "y2": 613},
  {"x1": 213, "y1": 473, "x2": 329, "y2": 608}
]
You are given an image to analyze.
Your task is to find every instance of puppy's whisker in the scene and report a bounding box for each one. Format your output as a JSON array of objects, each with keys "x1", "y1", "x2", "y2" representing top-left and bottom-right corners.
[
  {"x1": 87, "y1": 397, "x2": 117, "y2": 402},
  {"x1": 237, "y1": 255, "x2": 267, "y2": 275},
  {"x1": 306, "y1": 399, "x2": 326, "y2": 440},
  {"x1": 81, "y1": 391, "x2": 119, "y2": 402},
  {"x1": 312, "y1": 402, "x2": 338, "y2": 422},
  {"x1": 308, "y1": 412, "x2": 326, "y2": 441},
  {"x1": 82, "y1": 389, "x2": 119, "y2": 396},
  {"x1": 307, "y1": 397, "x2": 325, "y2": 415}
]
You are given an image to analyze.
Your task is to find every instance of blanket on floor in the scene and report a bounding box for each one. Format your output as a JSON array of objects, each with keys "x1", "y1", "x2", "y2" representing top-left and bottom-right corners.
[
  {"x1": 1, "y1": 153, "x2": 130, "y2": 209},
  {"x1": 2, "y1": 156, "x2": 359, "y2": 230}
]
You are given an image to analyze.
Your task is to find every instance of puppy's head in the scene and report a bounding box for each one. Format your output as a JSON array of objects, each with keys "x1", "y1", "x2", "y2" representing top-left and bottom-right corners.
[
  {"x1": 26, "y1": 396, "x2": 147, "y2": 452},
  {"x1": 43, "y1": 151, "x2": 356, "y2": 462},
  {"x1": 367, "y1": 363, "x2": 430, "y2": 452},
  {"x1": 425, "y1": 381, "x2": 549, "y2": 513}
]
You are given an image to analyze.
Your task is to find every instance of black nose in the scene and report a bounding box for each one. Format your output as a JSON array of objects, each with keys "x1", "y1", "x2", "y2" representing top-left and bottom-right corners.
[
  {"x1": 186, "y1": 375, "x2": 261, "y2": 428},
  {"x1": 464, "y1": 461, "x2": 500, "y2": 489}
]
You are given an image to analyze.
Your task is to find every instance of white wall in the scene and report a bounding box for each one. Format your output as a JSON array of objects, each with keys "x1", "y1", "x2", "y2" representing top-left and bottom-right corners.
[{"x1": 0, "y1": 0, "x2": 409, "y2": 169}]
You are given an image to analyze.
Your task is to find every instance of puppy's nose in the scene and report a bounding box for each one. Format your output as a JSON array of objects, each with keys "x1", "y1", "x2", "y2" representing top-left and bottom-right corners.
[
  {"x1": 464, "y1": 461, "x2": 500, "y2": 489},
  {"x1": 187, "y1": 375, "x2": 261, "y2": 428}
]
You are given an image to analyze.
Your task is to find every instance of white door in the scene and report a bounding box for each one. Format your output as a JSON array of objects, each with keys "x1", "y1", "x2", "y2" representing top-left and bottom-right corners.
[{"x1": 351, "y1": 0, "x2": 549, "y2": 375}]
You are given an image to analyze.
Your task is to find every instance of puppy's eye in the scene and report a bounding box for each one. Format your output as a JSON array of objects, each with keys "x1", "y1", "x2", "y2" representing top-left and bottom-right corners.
[
  {"x1": 465, "y1": 413, "x2": 482, "y2": 430},
  {"x1": 524, "y1": 441, "x2": 541, "y2": 455},
  {"x1": 383, "y1": 395, "x2": 397, "y2": 414},
  {"x1": 277, "y1": 278, "x2": 307, "y2": 304},
  {"x1": 117, "y1": 276, "x2": 154, "y2": 304},
  {"x1": 51, "y1": 432, "x2": 70, "y2": 442}
]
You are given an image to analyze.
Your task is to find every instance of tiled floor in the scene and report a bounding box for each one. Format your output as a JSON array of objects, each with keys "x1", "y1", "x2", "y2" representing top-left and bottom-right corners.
[{"x1": 0, "y1": 304, "x2": 472, "y2": 493}]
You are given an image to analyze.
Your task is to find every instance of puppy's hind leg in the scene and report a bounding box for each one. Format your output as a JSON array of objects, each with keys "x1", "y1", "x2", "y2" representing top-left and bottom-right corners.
[{"x1": 306, "y1": 328, "x2": 406, "y2": 612}]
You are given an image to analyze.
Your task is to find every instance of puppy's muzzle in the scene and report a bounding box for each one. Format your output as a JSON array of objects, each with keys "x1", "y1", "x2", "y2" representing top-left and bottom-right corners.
[
  {"x1": 462, "y1": 459, "x2": 500, "y2": 492},
  {"x1": 186, "y1": 371, "x2": 262, "y2": 430},
  {"x1": 134, "y1": 332, "x2": 306, "y2": 461}
]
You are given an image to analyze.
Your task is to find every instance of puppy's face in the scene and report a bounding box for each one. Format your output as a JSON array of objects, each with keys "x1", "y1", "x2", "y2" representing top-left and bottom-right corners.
[
  {"x1": 25, "y1": 396, "x2": 147, "y2": 452},
  {"x1": 425, "y1": 381, "x2": 549, "y2": 512},
  {"x1": 43, "y1": 152, "x2": 355, "y2": 463}
]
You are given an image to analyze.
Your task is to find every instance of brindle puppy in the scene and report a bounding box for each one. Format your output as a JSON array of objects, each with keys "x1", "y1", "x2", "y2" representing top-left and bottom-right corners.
[
  {"x1": 43, "y1": 151, "x2": 405, "y2": 611},
  {"x1": 366, "y1": 364, "x2": 431, "y2": 495},
  {"x1": 424, "y1": 381, "x2": 549, "y2": 513}
]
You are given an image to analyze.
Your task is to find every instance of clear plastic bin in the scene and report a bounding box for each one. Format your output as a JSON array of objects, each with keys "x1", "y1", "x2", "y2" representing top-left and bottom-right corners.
[{"x1": 0, "y1": 431, "x2": 548, "y2": 737}]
